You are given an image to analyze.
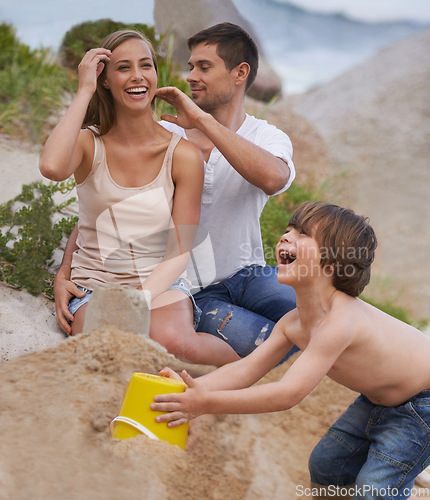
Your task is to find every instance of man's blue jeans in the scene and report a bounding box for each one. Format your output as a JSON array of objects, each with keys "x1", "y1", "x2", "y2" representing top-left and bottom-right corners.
[
  {"x1": 309, "y1": 392, "x2": 430, "y2": 499},
  {"x1": 194, "y1": 264, "x2": 298, "y2": 359}
]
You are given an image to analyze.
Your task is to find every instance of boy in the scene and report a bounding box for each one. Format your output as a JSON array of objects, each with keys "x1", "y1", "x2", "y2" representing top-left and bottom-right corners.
[{"x1": 152, "y1": 201, "x2": 430, "y2": 500}]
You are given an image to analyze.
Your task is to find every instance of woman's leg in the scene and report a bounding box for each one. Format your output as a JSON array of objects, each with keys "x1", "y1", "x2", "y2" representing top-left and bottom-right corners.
[
  {"x1": 71, "y1": 302, "x2": 88, "y2": 335},
  {"x1": 150, "y1": 289, "x2": 240, "y2": 366},
  {"x1": 67, "y1": 287, "x2": 92, "y2": 336}
]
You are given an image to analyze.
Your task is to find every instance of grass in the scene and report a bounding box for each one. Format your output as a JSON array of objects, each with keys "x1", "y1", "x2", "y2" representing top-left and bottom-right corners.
[{"x1": 0, "y1": 23, "x2": 75, "y2": 143}]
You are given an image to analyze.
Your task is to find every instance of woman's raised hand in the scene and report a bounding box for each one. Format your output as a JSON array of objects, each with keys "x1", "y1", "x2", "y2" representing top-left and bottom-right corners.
[{"x1": 77, "y1": 48, "x2": 111, "y2": 96}]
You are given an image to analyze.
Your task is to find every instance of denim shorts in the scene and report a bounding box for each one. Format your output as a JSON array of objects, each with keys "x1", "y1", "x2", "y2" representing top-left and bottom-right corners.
[
  {"x1": 193, "y1": 264, "x2": 298, "y2": 359},
  {"x1": 68, "y1": 278, "x2": 202, "y2": 329},
  {"x1": 309, "y1": 391, "x2": 430, "y2": 499}
]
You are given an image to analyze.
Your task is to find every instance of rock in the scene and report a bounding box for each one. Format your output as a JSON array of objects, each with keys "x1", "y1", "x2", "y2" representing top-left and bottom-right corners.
[
  {"x1": 83, "y1": 284, "x2": 151, "y2": 336},
  {"x1": 287, "y1": 29, "x2": 430, "y2": 319},
  {"x1": 153, "y1": 0, "x2": 282, "y2": 101}
]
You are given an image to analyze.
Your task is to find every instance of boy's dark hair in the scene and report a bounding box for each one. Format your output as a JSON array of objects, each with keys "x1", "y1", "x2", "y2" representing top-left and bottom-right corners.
[
  {"x1": 288, "y1": 202, "x2": 378, "y2": 297},
  {"x1": 187, "y1": 22, "x2": 259, "y2": 92}
]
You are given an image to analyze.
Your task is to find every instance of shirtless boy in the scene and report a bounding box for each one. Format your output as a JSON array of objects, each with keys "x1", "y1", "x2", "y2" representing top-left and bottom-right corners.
[{"x1": 152, "y1": 201, "x2": 430, "y2": 500}]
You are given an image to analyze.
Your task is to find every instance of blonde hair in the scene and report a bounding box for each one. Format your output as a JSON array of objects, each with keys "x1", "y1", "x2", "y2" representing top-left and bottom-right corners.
[{"x1": 82, "y1": 30, "x2": 157, "y2": 135}]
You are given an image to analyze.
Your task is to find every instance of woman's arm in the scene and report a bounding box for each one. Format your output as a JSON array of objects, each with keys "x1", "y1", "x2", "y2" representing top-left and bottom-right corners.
[
  {"x1": 39, "y1": 48, "x2": 111, "y2": 182},
  {"x1": 138, "y1": 138, "x2": 204, "y2": 300},
  {"x1": 53, "y1": 224, "x2": 86, "y2": 334}
]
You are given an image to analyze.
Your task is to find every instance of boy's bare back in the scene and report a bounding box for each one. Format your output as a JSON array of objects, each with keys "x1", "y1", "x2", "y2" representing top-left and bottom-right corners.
[{"x1": 283, "y1": 290, "x2": 430, "y2": 407}]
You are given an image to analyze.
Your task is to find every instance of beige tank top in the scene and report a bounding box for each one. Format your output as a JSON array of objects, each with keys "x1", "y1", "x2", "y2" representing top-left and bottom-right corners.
[{"x1": 70, "y1": 131, "x2": 182, "y2": 290}]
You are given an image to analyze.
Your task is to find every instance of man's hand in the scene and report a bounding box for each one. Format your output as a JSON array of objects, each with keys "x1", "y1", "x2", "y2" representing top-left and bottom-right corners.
[
  {"x1": 53, "y1": 272, "x2": 85, "y2": 335},
  {"x1": 155, "y1": 87, "x2": 207, "y2": 130},
  {"x1": 151, "y1": 370, "x2": 207, "y2": 427}
]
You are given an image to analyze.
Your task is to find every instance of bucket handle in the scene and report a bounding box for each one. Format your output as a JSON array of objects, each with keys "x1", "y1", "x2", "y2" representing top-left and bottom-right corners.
[{"x1": 110, "y1": 416, "x2": 160, "y2": 441}]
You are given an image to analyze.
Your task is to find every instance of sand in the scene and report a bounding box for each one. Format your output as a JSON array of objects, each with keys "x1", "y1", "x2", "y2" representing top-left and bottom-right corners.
[{"x1": 0, "y1": 327, "x2": 357, "y2": 500}]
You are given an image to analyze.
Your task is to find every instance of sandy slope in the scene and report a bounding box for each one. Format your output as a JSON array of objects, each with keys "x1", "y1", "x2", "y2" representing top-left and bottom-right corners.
[{"x1": 0, "y1": 328, "x2": 357, "y2": 500}]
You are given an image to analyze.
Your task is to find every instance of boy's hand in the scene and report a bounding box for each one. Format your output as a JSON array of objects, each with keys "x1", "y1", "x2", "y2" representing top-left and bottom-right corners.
[
  {"x1": 159, "y1": 367, "x2": 182, "y2": 381},
  {"x1": 151, "y1": 370, "x2": 207, "y2": 427}
]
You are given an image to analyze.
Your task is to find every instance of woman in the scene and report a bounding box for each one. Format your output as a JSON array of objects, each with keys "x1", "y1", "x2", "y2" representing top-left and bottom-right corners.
[{"x1": 40, "y1": 30, "x2": 238, "y2": 366}]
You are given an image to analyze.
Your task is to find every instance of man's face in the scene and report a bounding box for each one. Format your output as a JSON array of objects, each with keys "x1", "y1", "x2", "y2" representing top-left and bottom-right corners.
[{"x1": 187, "y1": 43, "x2": 237, "y2": 113}]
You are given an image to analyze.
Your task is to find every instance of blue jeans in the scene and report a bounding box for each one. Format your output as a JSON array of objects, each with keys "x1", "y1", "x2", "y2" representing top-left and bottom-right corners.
[
  {"x1": 194, "y1": 265, "x2": 298, "y2": 359},
  {"x1": 309, "y1": 392, "x2": 430, "y2": 499}
]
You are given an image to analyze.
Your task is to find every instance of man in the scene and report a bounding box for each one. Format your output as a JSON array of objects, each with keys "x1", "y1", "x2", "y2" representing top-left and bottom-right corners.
[{"x1": 55, "y1": 22, "x2": 298, "y2": 362}]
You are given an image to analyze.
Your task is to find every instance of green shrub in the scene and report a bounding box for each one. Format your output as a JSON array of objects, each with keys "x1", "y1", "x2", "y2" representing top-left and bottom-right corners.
[
  {"x1": 59, "y1": 19, "x2": 159, "y2": 70},
  {"x1": 0, "y1": 23, "x2": 75, "y2": 142},
  {"x1": 0, "y1": 180, "x2": 77, "y2": 298}
]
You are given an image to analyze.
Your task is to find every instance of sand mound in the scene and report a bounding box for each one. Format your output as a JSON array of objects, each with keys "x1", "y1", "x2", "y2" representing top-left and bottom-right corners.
[{"x1": 0, "y1": 328, "x2": 356, "y2": 499}]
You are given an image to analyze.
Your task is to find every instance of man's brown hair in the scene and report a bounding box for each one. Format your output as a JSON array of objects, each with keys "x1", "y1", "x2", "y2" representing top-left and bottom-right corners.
[
  {"x1": 187, "y1": 22, "x2": 259, "y2": 92},
  {"x1": 288, "y1": 202, "x2": 378, "y2": 297}
]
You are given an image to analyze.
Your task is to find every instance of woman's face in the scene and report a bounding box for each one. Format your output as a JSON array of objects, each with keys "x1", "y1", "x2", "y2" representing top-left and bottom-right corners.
[{"x1": 103, "y1": 38, "x2": 157, "y2": 113}]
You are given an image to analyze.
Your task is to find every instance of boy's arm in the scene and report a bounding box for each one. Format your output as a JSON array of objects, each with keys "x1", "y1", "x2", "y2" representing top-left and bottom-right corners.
[
  {"x1": 164, "y1": 314, "x2": 295, "y2": 391},
  {"x1": 152, "y1": 316, "x2": 294, "y2": 424},
  {"x1": 153, "y1": 321, "x2": 353, "y2": 426},
  {"x1": 54, "y1": 224, "x2": 85, "y2": 335},
  {"x1": 155, "y1": 87, "x2": 292, "y2": 195}
]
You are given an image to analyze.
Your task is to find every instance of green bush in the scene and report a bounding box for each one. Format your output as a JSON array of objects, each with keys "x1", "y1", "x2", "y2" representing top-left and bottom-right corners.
[
  {"x1": 59, "y1": 19, "x2": 159, "y2": 70},
  {"x1": 0, "y1": 23, "x2": 75, "y2": 142},
  {"x1": 0, "y1": 180, "x2": 77, "y2": 298}
]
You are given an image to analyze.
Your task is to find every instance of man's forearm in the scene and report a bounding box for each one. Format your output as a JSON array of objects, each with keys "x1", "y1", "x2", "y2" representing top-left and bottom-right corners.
[{"x1": 196, "y1": 113, "x2": 290, "y2": 195}]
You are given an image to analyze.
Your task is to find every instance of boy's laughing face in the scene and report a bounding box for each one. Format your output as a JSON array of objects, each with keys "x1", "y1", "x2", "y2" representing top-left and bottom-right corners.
[{"x1": 276, "y1": 226, "x2": 322, "y2": 286}]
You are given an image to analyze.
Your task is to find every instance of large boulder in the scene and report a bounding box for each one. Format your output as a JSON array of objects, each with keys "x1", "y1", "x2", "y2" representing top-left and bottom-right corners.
[
  {"x1": 153, "y1": 0, "x2": 282, "y2": 102},
  {"x1": 287, "y1": 29, "x2": 430, "y2": 319}
]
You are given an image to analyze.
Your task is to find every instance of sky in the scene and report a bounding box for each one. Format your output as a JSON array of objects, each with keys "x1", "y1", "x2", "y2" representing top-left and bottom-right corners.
[{"x1": 1, "y1": 0, "x2": 430, "y2": 51}]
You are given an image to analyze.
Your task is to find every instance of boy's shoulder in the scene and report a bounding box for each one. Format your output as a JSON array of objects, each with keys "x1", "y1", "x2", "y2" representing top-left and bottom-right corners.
[
  {"x1": 326, "y1": 291, "x2": 362, "y2": 325},
  {"x1": 277, "y1": 308, "x2": 301, "y2": 338},
  {"x1": 317, "y1": 292, "x2": 367, "y2": 343}
]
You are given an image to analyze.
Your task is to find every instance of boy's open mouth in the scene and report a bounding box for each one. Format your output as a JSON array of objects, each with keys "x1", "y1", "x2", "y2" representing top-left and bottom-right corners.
[{"x1": 279, "y1": 250, "x2": 296, "y2": 265}]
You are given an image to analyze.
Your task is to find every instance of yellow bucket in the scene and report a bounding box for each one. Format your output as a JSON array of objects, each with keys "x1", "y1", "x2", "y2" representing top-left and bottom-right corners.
[{"x1": 110, "y1": 372, "x2": 188, "y2": 449}]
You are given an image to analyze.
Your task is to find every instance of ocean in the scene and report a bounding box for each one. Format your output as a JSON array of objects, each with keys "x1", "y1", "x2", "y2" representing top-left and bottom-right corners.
[{"x1": 235, "y1": 0, "x2": 430, "y2": 93}]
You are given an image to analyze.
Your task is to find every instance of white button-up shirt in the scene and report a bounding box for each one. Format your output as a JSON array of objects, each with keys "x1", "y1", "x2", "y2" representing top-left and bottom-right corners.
[{"x1": 160, "y1": 114, "x2": 295, "y2": 291}]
